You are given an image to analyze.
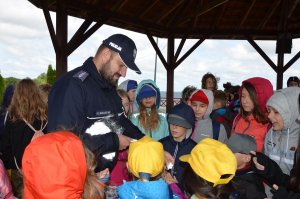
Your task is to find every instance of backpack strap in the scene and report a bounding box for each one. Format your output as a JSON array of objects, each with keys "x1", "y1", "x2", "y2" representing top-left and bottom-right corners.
[
  {"x1": 212, "y1": 120, "x2": 220, "y2": 140},
  {"x1": 22, "y1": 118, "x2": 47, "y2": 142}
]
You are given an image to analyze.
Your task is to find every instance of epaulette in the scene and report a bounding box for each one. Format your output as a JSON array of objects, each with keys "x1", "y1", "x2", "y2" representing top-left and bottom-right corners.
[{"x1": 73, "y1": 70, "x2": 89, "y2": 82}]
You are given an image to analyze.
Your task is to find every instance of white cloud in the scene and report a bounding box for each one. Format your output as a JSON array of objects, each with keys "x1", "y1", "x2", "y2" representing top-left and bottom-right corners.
[{"x1": 0, "y1": 0, "x2": 299, "y2": 92}]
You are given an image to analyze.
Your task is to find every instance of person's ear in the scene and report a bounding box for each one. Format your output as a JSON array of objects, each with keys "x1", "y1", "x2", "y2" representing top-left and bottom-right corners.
[{"x1": 100, "y1": 48, "x2": 112, "y2": 64}]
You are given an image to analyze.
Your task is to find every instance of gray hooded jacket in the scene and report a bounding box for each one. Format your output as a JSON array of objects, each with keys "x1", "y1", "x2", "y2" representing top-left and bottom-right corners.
[
  {"x1": 191, "y1": 89, "x2": 228, "y2": 143},
  {"x1": 264, "y1": 87, "x2": 300, "y2": 175}
]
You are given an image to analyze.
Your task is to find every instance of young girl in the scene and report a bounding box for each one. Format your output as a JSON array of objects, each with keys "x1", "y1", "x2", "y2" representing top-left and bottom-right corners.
[
  {"x1": 180, "y1": 138, "x2": 237, "y2": 199},
  {"x1": 201, "y1": 72, "x2": 218, "y2": 92},
  {"x1": 22, "y1": 131, "x2": 105, "y2": 199},
  {"x1": 0, "y1": 78, "x2": 47, "y2": 198},
  {"x1": 232, "y1": 77, "x2": 273, "y2": 152},
  {"x1": 130, "y1": 79, "x2": 169, "y2": 140},
  {"x1": 117, "y1": 89, "x2": 131, "y2": 117}
]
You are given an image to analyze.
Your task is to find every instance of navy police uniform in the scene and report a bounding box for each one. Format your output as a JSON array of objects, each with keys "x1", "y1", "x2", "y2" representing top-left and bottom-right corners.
[{"x1": 48, "y1": 57, "x2": 144, "y2": 171}]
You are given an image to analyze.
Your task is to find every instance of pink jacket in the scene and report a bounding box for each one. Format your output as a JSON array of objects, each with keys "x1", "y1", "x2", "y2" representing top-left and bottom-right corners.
[{"x1": 0, "y1": 159, "x2": 15, "y2": 199}]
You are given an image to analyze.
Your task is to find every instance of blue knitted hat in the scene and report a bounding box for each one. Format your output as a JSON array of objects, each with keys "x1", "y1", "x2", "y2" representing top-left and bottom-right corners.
[{"x1": 137, "y1": 84, "x2": 157, "y2": 101}]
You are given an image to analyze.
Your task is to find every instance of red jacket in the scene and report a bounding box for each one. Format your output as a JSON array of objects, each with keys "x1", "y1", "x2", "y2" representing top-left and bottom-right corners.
[{"x1": 233, "y1": 77, "x2": 273, "y2": 152}]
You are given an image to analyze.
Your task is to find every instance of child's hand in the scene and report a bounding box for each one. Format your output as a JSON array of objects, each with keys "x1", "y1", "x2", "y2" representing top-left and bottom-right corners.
[
  {"x1": 250, "y1": 151, "x2": 265, "y2": 171},
  {"x1": 164, "y1": 151, "x2": 175, "y2": 165},
  {"x1": 162, "y1": 170, "x2": 178, "y2": 184}
]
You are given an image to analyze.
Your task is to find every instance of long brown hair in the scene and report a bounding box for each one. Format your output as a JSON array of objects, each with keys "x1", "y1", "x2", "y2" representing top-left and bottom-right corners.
[
  {"x1": 183, "y1": 164, "x2": 233, "y2": 199},
  {"x1": 137, "y1": 104, "x2": 159, "y2": 132},
  {"x1": 8, "y1": 78, "x2": 47, "y2": 124},
  {"x1": 83, "y1": 144, "x2": 105, "y2": 199},
  {"x1": 240, "y1": 82, "x2": 269, "y2": 124}
]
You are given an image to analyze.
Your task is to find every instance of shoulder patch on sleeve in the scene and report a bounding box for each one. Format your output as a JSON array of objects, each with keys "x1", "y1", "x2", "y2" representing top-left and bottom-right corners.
[{"x1": 73, "y1": 70, "x2": 89, "y2": 82}]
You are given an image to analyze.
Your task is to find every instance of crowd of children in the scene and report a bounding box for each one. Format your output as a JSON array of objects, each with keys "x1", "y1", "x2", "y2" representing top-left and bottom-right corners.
[{"x1": 0, "y1": 73, "x2": 299, "y2": 199}]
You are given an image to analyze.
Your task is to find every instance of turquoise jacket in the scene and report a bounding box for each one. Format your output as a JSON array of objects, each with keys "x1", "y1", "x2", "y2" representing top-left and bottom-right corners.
[{"x1": 130, "y1": 79, "x2": 169, "y2": 141}]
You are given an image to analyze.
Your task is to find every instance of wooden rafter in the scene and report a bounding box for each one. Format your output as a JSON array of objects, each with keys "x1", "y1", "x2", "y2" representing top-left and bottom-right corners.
[
  {"x1": 137, "y1": 0, "x2": 159, "y2": 18},
  {"x1": 239, "y1": 0, "x2": 256, "y2": 29},
  {"x1": 179, "y1": 0, "x2": 229, "y2": 26},
  {"x1": 111, "y1": 0, "x2": 128, "y2": 12},
  {"x1": 213, "y1": 1, "x2": 227, "y2": 29},
  {"x1": 146, "y1": 32, "x2": 168, "y2": 69},
  {"x1": 174, "y1": 36, "x2": 187, "y2": 61},
  {"x1": 157, "y1": 0, "x2": 185, "y2": 23},
  {"x1": 166, "y1": 0, "x2": 191, "y2": 27},
  {"x1": 258, "y1": 0, "x2": 281, "y2": 30},
  {"x1": 288, "y1": 0, "x2": 300, "y2": 18}
]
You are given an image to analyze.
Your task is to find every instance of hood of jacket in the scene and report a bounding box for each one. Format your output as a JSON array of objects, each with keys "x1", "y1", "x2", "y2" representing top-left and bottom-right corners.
[
  {"x1": 134, "y1": 79, "x2": 161, "y2": 110},
  {"x1": 117, "y1": 179, "x2": 169, "y2": 199},
  {"x1": 22, "y1": 132, "x2": 86, "y2": 199},
  {"x1": 240, "y1": 77, "x2": 274, "y2": 114},
  {"x1": 267, "y1": 87, "x2": 300, "y2": 134},
  {"x1": 190, "y1": 89, "x2": 214, "y2": 119}
]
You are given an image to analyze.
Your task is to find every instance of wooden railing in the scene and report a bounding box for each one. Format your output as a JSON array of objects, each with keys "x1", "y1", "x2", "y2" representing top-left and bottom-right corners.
[{"x1": 160, "y1": 98, "x2": 181, "y2": 107}]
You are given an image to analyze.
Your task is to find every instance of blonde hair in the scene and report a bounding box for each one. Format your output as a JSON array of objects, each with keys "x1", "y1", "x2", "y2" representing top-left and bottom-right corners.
[
  {"x1": 137, "y1": 104, "x2": 159, "y2": 132},
  {"x1": 9, "y1": 78, "x2": 47, "y2": 124}
]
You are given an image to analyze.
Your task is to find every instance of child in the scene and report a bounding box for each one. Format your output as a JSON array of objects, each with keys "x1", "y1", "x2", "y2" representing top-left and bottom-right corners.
[
  {"x1": 117, "y1": 89, "x2": 131, "y2": 117},
  {"x1": 225, "y1": 133, "x2": 266, "y2": 198},
  {"x1": 188, "y1": 89, "x2": 227, "y2": 143},
  {"x1": 211, "y1": 90, "x2": 235, "y2": 138},
  {"x1": 252, "y1": 132, "x2": 300, "y2": 198},
  {"x1": 22, "y1": 131, "x2": 104, "y2": 199},
  {"x1": 106, "y1": 89, "x2": 132, "y2": 198},
  {"x1": 180, "y1": 138, "x2": 237, "y2": 198},
  {"x1": 117, "y1": 136, "x2": 173, "y2": 198},
  {"x1": 264, "y1": 87, "x2": 300, "y2": 175},
  {"x1": 0, "y1": 78, "x2": 47, "y2": 198},
  {"x1": 160, "y1": 102, "x2": 197, "y2": 187},
  {"x1": 131, "y1": 79, "x2": 169, "y2": 140},
  {"x1": 118, "y1": 79, "x2": 138, "y2": 113},
  {"x1": 287, "y1": 76, "x2": 299, "y2": 87},
  {"x1": 180, "y1": 85, "x2": 197, "y2": 104},
  {"x1": 232, "y1": 77, "x2": 273, "y2": 152},
  {"x1": 0, "y1": 159, "x2": 15, "y2": 199},
  {"x1": 201, "y1": 72, "x2": 218, "y2": 92}
]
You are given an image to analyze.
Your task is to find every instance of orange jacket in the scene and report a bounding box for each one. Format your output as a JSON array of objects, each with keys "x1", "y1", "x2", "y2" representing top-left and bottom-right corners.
[
  {"x1": 232, "y1": 114, "x2": 269, "y2": 152},
  {"x1": 22, "y1": 132, "x2": 86, "y2": 199}
]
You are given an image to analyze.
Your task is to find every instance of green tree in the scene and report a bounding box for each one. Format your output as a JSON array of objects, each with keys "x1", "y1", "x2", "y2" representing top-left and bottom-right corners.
[
  {"x1": 34, "y1": 72, "x2": 47, "y2": 85},
  {"x1": 46, "y1": 64, "x2": 56, "y2": 85},
  {"x1": 0, "y1": 73, "x2": 5, "y2": 105},
  {"x1": 4, "y1": 77, "x2": 18, "y2": 87}
]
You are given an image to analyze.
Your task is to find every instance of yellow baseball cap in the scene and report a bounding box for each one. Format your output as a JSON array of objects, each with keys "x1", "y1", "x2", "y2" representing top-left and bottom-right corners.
[
  {"x1": 128, "y1": 136, "x2": 164, "y2": 178},
  {"x1": 180, "y1": 138, "x2": 237, "y2": 187}
]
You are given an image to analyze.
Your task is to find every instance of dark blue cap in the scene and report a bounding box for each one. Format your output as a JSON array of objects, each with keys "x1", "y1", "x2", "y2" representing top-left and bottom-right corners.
[
  {"x1": 103, "y1": 34, "x2": 141, "y2": 74},
  {"x1": 168, "y1": 103, "x2": 195, "y2": 129}
]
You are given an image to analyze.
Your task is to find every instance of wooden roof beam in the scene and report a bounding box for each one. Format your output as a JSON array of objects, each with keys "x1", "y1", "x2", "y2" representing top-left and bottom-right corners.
[
  {"x1": 180, "y1": 0, "x2": 229, "y2": 26},
  {"x1": 157, "y1": 0, "x2": 185, "y2": 23},
  {"x1": 288, "y1": 0, "x2": 300, "y2": 18},
  {"x1": 239, "y1": 0, "x2": 256, "y2": 29},
  {"x1": 111, "y1": 0, "x2": 128, "y2": 12},
  {"x1": 41, "y1": 1, "x2": 59, "y2": 54},
  {"x1": 258, "y1": 0, "x2": 281, "y2": 30},
  {"x1": 137, "y1": 0, "x2": 159, "y2": 18},
  {"x1": 166, "y1": 0, "x2": 191, "y2": 27},
  {"x1": 213, "y1": 2, "x2": 227, "y2": 29}
]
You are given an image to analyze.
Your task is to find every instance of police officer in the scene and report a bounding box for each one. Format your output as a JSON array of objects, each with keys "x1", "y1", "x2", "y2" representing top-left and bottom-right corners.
[{"x1": 48, "y1": 34, "x2": 144, "y2": 171}]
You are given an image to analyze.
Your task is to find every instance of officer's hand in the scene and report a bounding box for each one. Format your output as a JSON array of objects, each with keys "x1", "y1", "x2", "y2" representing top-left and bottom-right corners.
[{"x1": 117, "y1": 134, "x2": 132, "y2": 150}]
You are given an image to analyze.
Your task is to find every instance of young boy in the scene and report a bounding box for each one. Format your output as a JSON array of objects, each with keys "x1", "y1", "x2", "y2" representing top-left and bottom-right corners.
[
  {"x1": 188, "y1": 89, "x2": 227, "y2": 143},
  {"x1": 117, "y1": 136, "x2": 173, "y2": 199},
  {"x1": 160, "y1": 102, "x2": 197, "y2": 187},
  {"x1": 225, "y1": 133, "x2": 266, "y2": 198},
  {"x1": 211, "y1": 90, "x2": 235, "y2": 138}
]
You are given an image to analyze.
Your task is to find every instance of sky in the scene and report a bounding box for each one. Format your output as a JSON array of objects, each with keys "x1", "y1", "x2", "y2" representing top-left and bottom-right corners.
[{"x1": 0, "y1": 0, "x2": 300, "y2": 92}]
